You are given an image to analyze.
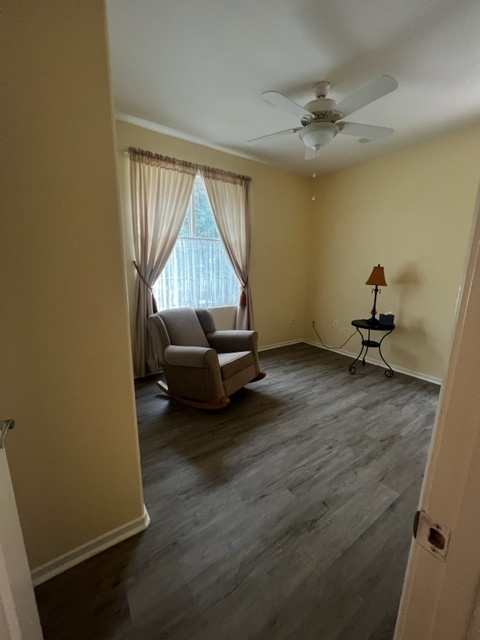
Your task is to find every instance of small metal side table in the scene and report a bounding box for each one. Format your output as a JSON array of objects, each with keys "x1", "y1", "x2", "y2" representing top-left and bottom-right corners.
[{"x1": 349, "y1": 319, "x2": 395, "y2": 378}]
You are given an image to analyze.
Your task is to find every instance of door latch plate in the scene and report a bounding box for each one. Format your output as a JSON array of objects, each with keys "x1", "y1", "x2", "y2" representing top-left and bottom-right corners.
[{"x1": 413, "y1": 510, "x2": 450, "y2": 562}]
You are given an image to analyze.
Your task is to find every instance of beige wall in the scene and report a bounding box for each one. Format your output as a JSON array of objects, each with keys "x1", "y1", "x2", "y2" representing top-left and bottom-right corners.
[
  {"x1": 307, "y1": 123, "x2": 480, "y2": 380},
  {"x1": 115, "y1": 119, "x2": 312, "y2": 348},
  {"x1": 1, "y1": 1, "x2": 144, "y2": 569}
]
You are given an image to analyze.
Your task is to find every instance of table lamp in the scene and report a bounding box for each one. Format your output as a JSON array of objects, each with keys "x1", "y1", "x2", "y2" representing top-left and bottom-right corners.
[{"x1": 366, "y1": 264, "x2": 387, "y2": 325}]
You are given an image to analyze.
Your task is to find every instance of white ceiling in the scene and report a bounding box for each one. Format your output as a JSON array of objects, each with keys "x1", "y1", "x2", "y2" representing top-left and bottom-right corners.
[{"x1": 106, "y1": 0, "x2": 480, "y2": 176}]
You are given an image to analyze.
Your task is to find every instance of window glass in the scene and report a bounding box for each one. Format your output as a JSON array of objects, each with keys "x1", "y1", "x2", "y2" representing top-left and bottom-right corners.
[{"x1": 153, "y1": 176, "x2": 239, "y2": 309}]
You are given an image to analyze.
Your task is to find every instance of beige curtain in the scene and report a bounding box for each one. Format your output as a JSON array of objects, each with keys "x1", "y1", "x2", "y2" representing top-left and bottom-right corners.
[
  {"x1": 202, "y1": 167, "x2": 254, "y2": 330},
  {"x1": 129, "y1": 148, "x2": 197, "y2": 376}
]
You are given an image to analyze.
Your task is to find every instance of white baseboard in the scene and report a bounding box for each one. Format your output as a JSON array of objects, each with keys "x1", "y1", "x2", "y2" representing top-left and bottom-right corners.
[
  {"x1": 258, "y1": 339, "x2": 303, "y2": 352},
  {"x1": 31, "y1": 505, "x2": 151, "y2": 586},
  {"x1": 303, "y1": 339, "x2": 442, "y2": 385}
]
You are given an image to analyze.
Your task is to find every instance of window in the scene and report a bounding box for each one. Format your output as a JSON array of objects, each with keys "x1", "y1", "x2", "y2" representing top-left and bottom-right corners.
[{"x1": 153, "y1": 176, "x2": 239, "y2": 309}]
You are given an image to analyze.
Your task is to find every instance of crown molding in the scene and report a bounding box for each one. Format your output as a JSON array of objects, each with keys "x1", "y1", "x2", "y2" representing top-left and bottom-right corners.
[{"x1": 115, "y1": 112, "x2": 265, "y2": 166}]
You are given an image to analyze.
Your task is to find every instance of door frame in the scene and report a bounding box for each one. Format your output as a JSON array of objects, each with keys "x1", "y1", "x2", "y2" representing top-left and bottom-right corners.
[{"x1": 0, "y1": 450, "x2": 43, "y2": 640}]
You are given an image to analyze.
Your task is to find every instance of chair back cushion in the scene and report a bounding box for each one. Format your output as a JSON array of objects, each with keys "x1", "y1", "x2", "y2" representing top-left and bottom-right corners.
[
  {"x1": 158, "y1": 308, "x2": 210, "y2": 348},
  {"x1": 146, "y1": 313, "x2": 171, "y2": 364},
  {"x1": 195, "y1": 308, "x2": 216, "y2": 335}
]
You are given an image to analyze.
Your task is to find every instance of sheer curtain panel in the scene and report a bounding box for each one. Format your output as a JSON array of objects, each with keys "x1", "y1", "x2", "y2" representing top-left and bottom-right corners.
[
  {"x1": 129, "y1": 148, "x2": 196, "y2": 376},
  {"x1": 202, "y1": 168, "x2": 254, "y2": 330}
]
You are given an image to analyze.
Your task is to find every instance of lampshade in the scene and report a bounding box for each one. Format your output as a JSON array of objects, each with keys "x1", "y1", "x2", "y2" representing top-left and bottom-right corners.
[
  {"x1": 366, "y1": 264, "x2": 387, "y2": 287},
  {"x1": 299, "y1": 122, "x2": 338, "y2": 150}
]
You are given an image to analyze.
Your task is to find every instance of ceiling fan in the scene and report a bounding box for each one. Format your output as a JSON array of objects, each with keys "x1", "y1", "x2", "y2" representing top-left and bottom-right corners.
[{"x1": 248, "y1": 75, "x2": 398, "y2": 159}]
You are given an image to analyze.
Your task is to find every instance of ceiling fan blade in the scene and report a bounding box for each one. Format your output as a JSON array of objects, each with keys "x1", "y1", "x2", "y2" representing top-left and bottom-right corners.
[
  {"x1": 339, "y1": 122, "x2": 394, "y2": 141},
  {"x1": 336, "y1": 75, "x2": 398, "y2": 117},
  {"x1": 247, "y1": 127, "x2": 301, "y2": 144},
  {"x1": 304, "y1": 147, "x2": 319, "y2": 161},
  {"x1": 262, "y1": 91, "x2": 312, "y2": 118}
]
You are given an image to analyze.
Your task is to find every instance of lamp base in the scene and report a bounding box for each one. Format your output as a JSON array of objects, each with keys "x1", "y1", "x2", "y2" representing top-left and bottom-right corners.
[{"x1": 366, "y1": 316, "x2": 380, "y2": 327}]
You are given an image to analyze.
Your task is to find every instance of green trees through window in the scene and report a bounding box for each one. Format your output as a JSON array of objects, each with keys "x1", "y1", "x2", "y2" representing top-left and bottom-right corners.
[{"x1": 179, "y1": 180, "x2": 219, "y2": 239}]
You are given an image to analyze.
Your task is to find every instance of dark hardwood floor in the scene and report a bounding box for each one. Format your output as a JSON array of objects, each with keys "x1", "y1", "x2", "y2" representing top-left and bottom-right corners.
[{"x1": 35, "y1": 344, "x2": 439, "y2": 639}]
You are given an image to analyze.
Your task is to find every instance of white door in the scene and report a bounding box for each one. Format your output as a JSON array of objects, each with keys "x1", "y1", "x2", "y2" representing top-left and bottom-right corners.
[
  {"x1": 0, "y1": 421, "x2": 43, "y2": 640},
  {"x1": 395, "y1": 191, "x2": 480, "y2": 639}
]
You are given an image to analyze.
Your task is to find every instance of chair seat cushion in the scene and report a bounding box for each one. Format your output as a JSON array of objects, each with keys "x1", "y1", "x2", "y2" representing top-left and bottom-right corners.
[{"x1": 218, "y1": 351, "x2": 255, "y2": 380}]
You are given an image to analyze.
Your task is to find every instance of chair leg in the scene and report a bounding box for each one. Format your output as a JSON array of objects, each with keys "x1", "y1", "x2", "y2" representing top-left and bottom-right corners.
[
  {"x1": 249, "y1": 371, "x2": 267, "y2": 382},
  {"x1": 156, "y1": 381, "x2": 170, "y2": 395},
  {"x1": 156, "y1": 381, "x2": 230, "y2": 410}
]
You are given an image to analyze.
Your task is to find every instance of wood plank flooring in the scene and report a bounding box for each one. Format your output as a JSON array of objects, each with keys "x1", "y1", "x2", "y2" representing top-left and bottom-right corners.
[{"x1": 35, "y1": 344, "x2": 439, "y2": 639}]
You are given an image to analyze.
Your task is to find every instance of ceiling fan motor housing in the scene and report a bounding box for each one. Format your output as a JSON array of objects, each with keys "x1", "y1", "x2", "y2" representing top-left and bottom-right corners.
[
  {"x1": 304, "y1": 97, "x2": 336, "y2": 113},
  {"x1": 303, "y1": 98, "x2": 343, "y2": 125}
]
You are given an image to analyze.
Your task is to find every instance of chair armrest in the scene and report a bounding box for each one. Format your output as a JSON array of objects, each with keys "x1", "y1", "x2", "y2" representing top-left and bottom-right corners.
[
  {"x1": 164, "y1": 345, "x2": 218, "y2": 368},
  {"x1": 206, "y1": 330, "x2": 258, "y2": 353}
]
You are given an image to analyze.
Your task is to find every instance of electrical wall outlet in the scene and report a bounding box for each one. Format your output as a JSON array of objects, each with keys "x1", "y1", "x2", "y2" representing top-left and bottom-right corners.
[{"x1": 333, "y1": 319, "x2": 339, "y2": 328}]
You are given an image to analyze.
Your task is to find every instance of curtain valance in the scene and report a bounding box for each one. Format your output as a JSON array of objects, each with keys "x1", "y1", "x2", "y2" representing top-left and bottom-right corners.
[
  {"x1": 128, "y1": 147, "x2": 251, "y2": 184},
  {"x1": 128, "y1": 147, "x2": 197, "y2": 175},
  {"x1": 200, "y1": 165, "x2": 251, "y2": 186}
]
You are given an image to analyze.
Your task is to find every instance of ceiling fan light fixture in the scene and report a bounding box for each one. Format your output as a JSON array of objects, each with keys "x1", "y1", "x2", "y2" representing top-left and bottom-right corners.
[{"x1": 299, "y1": 121, "x2": 338, "y2": 150}]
